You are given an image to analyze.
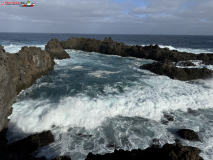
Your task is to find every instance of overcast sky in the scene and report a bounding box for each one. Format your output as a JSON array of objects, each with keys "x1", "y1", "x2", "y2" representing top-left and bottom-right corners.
[{"x1": 0, "y1": 0, "x2": 213, "y2": 35}]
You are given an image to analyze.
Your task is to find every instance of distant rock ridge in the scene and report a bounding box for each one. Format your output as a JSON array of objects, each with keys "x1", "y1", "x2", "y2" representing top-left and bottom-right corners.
[{"x1": 60, "y1": 37, "x2": 213, "y2": 64}]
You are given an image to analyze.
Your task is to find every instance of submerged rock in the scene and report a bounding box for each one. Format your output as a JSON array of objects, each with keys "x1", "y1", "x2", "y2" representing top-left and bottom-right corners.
[
  {"x1": 175, "y1": 61, "x2": 196, "y2": 67},
  {"x1": 177, "y1": 129, "x2": 200, "y2": 141},
  {"x1": 85, "y1": 143, "x2": 203, "y2": 160},
  {"x1": 45, "y1": 38, "x2": 70, "y2": 60},
  {"x1": 140, "y1": 59, "x2": 213, "y2": 81},
  {"x1": 51, "y1": 155, "x2": 71, "y2": 160}
]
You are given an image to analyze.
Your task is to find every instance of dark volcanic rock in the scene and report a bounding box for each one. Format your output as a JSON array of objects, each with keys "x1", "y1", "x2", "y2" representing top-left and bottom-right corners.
[
  {"x1": 8, "y1": 131, "x2": 54, "y2": 155},
  {"x1": 85, "y1": 143, "x2": 203, "y2": 160},
  {"x1": 177, "y1": 129, "x2": 200, "y2": 141},
  {"x1": 45, "y1": 38, "x2": 70, "y2": 60},
  {"x1": 140, "y1": 59, "x2": 213, "y2": 81},
  {"x1": 51, "y1": 155, "x2": 71, "y2": 160},
  {"x1": 60, "y1": 37, "x2": 213, "y2": 64}
]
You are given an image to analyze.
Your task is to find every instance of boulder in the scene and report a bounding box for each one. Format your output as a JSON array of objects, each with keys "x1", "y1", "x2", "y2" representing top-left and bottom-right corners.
[
  {"x1": 45, "y1": 38, "x2": 70, "y2": 60},
  {"x1": 177, "y1": 129, "x2": 200, "y2": 141}
]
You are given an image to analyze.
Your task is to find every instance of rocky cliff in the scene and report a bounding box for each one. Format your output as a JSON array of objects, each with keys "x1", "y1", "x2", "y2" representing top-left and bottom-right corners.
[
  {"x1": 0, "y1": 42, "x2": 72, "y2": 159},
  {"x1": 0, "y1": 46, "x2": 54, "y2": 132}
]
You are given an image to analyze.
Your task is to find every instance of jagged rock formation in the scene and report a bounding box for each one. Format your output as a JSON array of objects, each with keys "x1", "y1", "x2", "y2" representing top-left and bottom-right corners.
[
  {"x1": 60, "y1": 37, "x2": 213, "y2": 64},
  {"x1": 140, "y1": 60, "x2": 213, "y2": 81},
  {"x1": 177, "y1": 129, "x2": 200, "y2": 141},
  {"x1": 86, "y1": 143, "x2": 203, "y2": 160},
  {"x1": 0, "y1": 45, "x2": 54, "y2": 132},
  {"x1": 45, "y1": 38, "x2": 70, "y2": 60}
]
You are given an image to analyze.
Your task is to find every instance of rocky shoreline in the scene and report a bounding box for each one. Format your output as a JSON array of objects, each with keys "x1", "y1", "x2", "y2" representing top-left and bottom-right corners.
[{"x1": 1, "y1": 37, "x2": 211, "y2": 159}]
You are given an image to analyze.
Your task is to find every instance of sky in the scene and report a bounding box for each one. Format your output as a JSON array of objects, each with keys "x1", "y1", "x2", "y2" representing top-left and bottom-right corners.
[{"x1": 0, "y1": 0, "x2": 213, "y2": 35}]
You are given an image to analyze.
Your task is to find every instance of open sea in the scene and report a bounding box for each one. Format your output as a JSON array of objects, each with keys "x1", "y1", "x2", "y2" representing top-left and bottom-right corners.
[{"x1": 1, "y1": 33, "x2": 213, "y2": 160}]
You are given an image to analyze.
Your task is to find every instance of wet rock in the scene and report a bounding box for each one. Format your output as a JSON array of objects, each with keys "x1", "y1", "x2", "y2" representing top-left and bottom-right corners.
[
  {"x1": 177, "y1": 129, "x2": 200, "y2": 141},
  {"x1": 8, "y1": 130, "x2": 54, "y2": 154},
  {"x1": 85, "y1": 143, "x2": 203, "y2": 160},
  {"x1": 45, "y1": 38, "x2": 70, "y2": 60},
  {"x1": 175, "y1": 61, "x2": 196, "y2": 66},
  {"x1": 77, "y1": 134, "x2": 92, "y2": 138},
  {"x1": 164, "y1": 114, "x2": 174, "y2": 121},
  {"x1": 51, "y1": 155, "x2": 71, "y2": 160},
  {"x1": 161, "y1": 120, "x2": 169, "y2": 125},
  {"x1": 140, "y1": 59, "x2": 213, "y2": 81},
  {"x1": 175, "y1": 139, "x2": 181, "y2": 143},
  {"x1": 107, "y1": 144, "x2": 121, "y2": 149}
]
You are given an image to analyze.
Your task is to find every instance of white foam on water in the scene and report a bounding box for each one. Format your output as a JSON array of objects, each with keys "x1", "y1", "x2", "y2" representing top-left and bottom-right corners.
[
  {"x1": 142, "y1": 44, "x2": 213, "y2": 54},
  {"x1": 9, "y1": 75, "x2": 213, "y2": 135},
  {"x1": 88, "y1": 70, "x2": 120, "y2": 78},
  {"x1": 71, "y1": 66, "x2": 83, "y2": 69},
  {"x1": 3, "y1": 44, "x2": 45, "y2": 53}
]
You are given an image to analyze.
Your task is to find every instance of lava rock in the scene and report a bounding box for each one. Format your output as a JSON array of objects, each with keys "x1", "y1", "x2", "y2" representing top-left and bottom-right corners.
[
  {"x1": 45, "y1": 38, "x2": 70, "y2": 60},
  {"x1": 140, "y1": 59, "x2": 213, "y2": 81},
  {"x1": 85, "y1": 143, "x2": 203, "y2": 160},
  {"x1": 52, "y1": 155, "x2": 71, "y2": 160},
  {"x1": 177, "y1": 129, "x2": 200, "y2": 141},
  {"x1": 8, "y1": 130, "x2": 54, "y2": 154}
]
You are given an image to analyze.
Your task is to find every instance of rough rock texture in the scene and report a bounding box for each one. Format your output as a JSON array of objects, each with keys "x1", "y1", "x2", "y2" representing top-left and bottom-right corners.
[
  {"x1": 140, "y1": 60, "x2": 213, "y2": 81},
  {"x1": 0, "y1": 45, "x2": 54, "y2": 132},
  {"x1": 60, "y1": 37, "x2": 213, "y2": 64},
  {"x1": 177, "y1": 129, "x2": 200, "y2": 141},
  {"x1": 0, "y1": 131, "x2": 54, "y2": 160},
  {"x1": 51, "y1": 155, "x2": 71, "y2": 160},
  {"x1": 85, "y1": 143, "x2": 203, "y2": 160},
  {"x1": 45, "y1": 38, "x2": 70, "y2": 60}
]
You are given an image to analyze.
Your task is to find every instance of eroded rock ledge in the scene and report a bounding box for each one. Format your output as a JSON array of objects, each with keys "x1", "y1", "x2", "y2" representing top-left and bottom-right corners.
[{"x1": 140, "y1": 60, "x2": 213, "y2": 81}]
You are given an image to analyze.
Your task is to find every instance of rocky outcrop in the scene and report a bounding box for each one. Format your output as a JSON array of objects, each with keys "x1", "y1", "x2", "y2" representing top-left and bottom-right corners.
[
  {"x1": 0, "y1": 45, "x2": 54, "y2": 132},
  {"x1": 140, "y1": 60, "x2": 213, "y2": 81},
  {"x1": 60, "y1": 37, "x2": 213, "y2": 64},
  {"x1": 86, "y1": 143, "x2": 203, "y2": 160},
  {"x1": 1, "y1": 130, "x2": 53, "y2": 160},
  {"x1": 177, "y1": 129, "x2": 200, "y2": 141},
  {"x1": 45, "y1": 38, "x2": 70, "y2": 60}
]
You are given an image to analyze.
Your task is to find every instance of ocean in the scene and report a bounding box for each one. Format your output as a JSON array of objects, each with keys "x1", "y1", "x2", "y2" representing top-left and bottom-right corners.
[{"x1": 1, "y1": 33, "x2": 213, "y2": 160}]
